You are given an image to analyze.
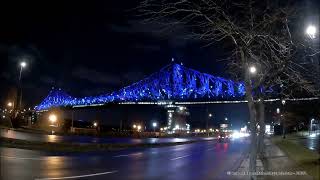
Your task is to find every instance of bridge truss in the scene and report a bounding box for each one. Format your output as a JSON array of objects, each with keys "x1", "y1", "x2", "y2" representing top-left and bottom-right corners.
[{"x1": 35, "y1": 63, "x2": 246, "y2": 111}]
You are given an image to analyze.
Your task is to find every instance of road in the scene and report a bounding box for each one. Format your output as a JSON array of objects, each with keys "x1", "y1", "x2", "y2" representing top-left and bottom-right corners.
[
  {"x1": 0, "y1": 129, "x2": 214, "y2": 144},
  {"x1": 0, "y1": 138, "x2": 249, "y2": 180}
]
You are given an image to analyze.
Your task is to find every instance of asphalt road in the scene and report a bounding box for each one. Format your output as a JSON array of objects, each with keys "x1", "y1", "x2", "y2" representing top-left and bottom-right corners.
[
  {"x1": 0, "y1": 138, "x2": 249, "y2": 180},
  {"x1": 0, "y1": 129, "x2": 214, "y2": 144}
]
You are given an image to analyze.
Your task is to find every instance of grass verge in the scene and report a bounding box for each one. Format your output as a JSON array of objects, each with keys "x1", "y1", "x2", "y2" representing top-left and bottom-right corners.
[
  {"x1": 272, "y1": 137, "x2": 320, "y2": 180},
  {"x1": 0, "y1": 137, "x2": 212, "y2": 152}
]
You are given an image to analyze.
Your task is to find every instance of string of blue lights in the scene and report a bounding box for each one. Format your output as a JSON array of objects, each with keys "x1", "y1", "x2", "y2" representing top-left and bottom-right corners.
[{"x1": 35, "y1": 63, "x2": 246, "y2": 111}]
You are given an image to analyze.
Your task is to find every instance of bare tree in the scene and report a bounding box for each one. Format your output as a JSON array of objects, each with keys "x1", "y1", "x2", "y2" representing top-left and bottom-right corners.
[{"x1": 138, "y1": 0, "x2": 319, "y2": 178}]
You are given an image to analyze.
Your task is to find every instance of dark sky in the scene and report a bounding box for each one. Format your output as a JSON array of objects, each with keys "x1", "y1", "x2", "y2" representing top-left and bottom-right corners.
[
  {"x1": 0, "y1": 0, "x2": 318, "y2": 128},
  {"x1": 0, "y1": 0, "x2": 231, "y2": 108}
]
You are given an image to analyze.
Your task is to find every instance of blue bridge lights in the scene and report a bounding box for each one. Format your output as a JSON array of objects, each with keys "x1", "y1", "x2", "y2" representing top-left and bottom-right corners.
[{"x1": 35, "y1": 63, "x2": 246, "y2": 111}]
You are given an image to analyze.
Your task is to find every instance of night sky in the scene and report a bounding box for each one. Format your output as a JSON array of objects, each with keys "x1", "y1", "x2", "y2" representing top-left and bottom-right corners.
[
  {"x1": 0, "y1": 0, "x2": 318, "y2": 127},
  {"x1": 0, "y1": 0, "x2": 230, "y2": 106}
]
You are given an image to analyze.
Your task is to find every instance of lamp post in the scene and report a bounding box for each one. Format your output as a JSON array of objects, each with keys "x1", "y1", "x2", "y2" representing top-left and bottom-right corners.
[
  {"x1": 281, "y1": 100, "x2": 286, "y2": 139},
  {"x1": 305, "y1": 24, "x2": 319, "y2": 86},
  {"x1": 152, "y1": 122, "x2": 157, "y2": 133},
  {"x1": 16, "y1": 61, "x2": 27, "y2": 111},
  {"x1": 207, "y1": 113, "x2": 212, "y2": 137},
  {"x1": 7, "y1": 101, "x2": 14, "y2": 128}
]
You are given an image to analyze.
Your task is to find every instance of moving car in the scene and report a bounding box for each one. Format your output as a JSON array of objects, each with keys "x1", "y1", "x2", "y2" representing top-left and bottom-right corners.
[{"x1": 218, "y1": 133, "x2": 231, "y2": 142}]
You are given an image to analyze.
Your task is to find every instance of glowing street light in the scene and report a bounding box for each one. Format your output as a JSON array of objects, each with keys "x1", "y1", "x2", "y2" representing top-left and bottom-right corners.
[
  {"x1": 249, "y1": 66, "x2": 257, "y2": 74},
  {"x1": 133, "y1": 124, "x2": 137, "y2": 129},
  {"x1": 93, "y1": 122, "x2": 98, "y2": 127},
  {"x1": 20, "y1": 61, "x2": 27, "y2": 68},
  {"x1": 306, "y1": 25, "x2": 316, "y2": 39},
  {"x1": 152, "y1": 122, "x2": 157, "y2": 127},
  {"x1": 48, "y1": 114, "x2": 57, "y2": 123},
  {"x1": 209, "y1": 113, "x2": 212, "y2": 117},
  {"x1": 17, "y1": 60, "x2": 28, "y2": 111},
  {"x1": 137, "y1": 125, "x2": 141, "y2": 131},
  {"x1": 7, "y1": 102, "x2": 13, "y2": 108},
  {"x1": 276, "y1": 108, "x2": 280, "y2": 114},
  {"x1": 225, "y1": 117, "x2": 228, "y2": 121},
  {"x1": 152, "y1": 122, "x2": 157, "y2": 132}
]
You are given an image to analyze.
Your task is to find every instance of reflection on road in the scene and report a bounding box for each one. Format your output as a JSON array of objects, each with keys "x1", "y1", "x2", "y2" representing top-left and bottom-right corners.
[{"x1": 0, "y1": 139, "x2": 249, "y2": 180}]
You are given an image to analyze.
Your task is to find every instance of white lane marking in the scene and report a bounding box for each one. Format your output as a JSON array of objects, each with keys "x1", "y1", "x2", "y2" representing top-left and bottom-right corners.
[
  {"x1": 1, "y1": 155, "x2": 49, "y2": 161},
  {"x1": 113, "y1": 152, "x2": 142, "y2": 158},
  {"x1": 170, "y1": 155, "x2": 190, "y2": 160},
  {"x1": 35, "y1": 170, "x2": 118, "y2": 180},
  {"x1": 206, "y1": 147, "x2": 215, "y2": 151}
]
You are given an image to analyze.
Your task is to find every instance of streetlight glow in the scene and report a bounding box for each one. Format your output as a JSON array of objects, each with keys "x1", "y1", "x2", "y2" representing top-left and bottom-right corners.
[
  {"x1": 48, "y1": 114, "x2": 57, "y2": 123},
  {"x1": 306, "y1": 25, "x2": 316, "y2": 39},
  {"x1": 152, "y1": 122, "x2": 157, "y2": 127},
  {"x1": 133, "y1": 124, "x2": 137, "y2": 128},
  {"x1": 209, "y1": 113, "x2": 212, "y2": 117},
  {"x1": 20, "y1": 61, "x2": 27, "y2": 68},
  {"x1": 249, "y1": 66, "x2": 257, "y2": 74},
  {"x1": 93, "y1": 122, "x2": 98, "y2": 127},
  {"x1": 7, "y1": 102, "x2": 13, "y2": 107}
]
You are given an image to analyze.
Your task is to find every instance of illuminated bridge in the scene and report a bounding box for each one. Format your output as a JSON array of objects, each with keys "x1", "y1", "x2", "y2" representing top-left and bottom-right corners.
[{"x1": 35, "y1": 63, "x2": 246, "y2": 111}]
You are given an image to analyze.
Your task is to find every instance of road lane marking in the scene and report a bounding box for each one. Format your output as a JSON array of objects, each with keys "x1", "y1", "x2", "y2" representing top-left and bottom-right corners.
[
  {"x1": 113, "y1": 152, "x2": 142, "y2": 158},
  {"x1": 206, "y1": 147, "x2": 215, "y2": 151},
  {"x1": 35, "y1": 170, "x2": 118, "y2": 180},
  {"x1": 170, "y1": 155, "x2": 190, "y2": 160}
]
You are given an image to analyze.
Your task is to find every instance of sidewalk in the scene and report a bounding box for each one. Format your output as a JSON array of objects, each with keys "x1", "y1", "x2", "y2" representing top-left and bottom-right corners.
[
  {"x1": 233, "y1": 137, "x2": 315, "y2": 180},
  {"x1": 263, "y1": 138, "x2": 313, "y2": 180}
]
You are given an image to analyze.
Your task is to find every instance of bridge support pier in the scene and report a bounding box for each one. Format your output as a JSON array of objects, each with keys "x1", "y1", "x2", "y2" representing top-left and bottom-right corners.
[{"x1": 164, "y1": 104, "x2": 190, "y2": 134}]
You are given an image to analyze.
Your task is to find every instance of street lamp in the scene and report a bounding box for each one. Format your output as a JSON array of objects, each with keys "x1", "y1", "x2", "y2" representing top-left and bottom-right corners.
[
  {"x1": 209, "y1": 113, "x2": 212, "y2": 117},
  {"x1": 49, "y1": 114, "x2": 57, "y2": 124},
  {"x1": 16, "y1": 61, "x2": 27, "y2": 111},
  {"x1": 19, "y1": 61, "x2": 27, "y2": 82},
  {"x1": 93, "y1": 122, "x2": 98, "y2": 128},
  {"x1": 225, "y1": 117, "x2": 228, "y2": 121},
  {"x1": 137, "y1": 125, "x2": 141, "y2": 131},
  {"x1": 7, "y1": 102, "x2": 13, "y2": 108},
  {"x1": 249, "y1": 66, "x2": 257, "y2": 74},
  {"x1": 306, "y1": 25, "x2": 317, "y2": 39},
  {"x1": 133, "y1": 124, "x2": 137, "y2": 129},
  {"x1": 152, "y1": 122, "x2": 157, "y2": 132}
]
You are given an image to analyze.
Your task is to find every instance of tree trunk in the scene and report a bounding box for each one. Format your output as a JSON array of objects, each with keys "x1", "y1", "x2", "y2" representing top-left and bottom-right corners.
[
  {"x1": 240, "y1": 49, "x2": 257, "y2": 180},
  {"x1": 257, "y1": 99, "x2": 265, "y2": 158}
]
